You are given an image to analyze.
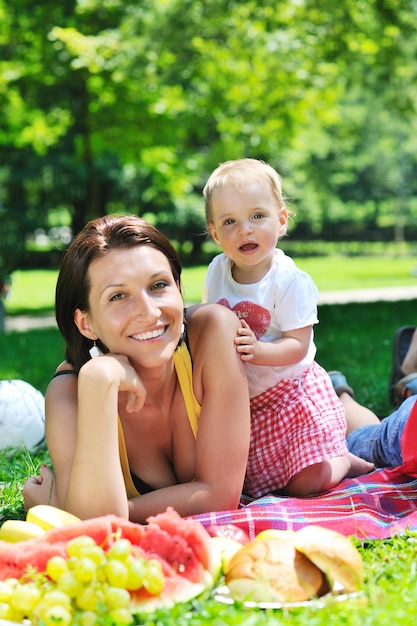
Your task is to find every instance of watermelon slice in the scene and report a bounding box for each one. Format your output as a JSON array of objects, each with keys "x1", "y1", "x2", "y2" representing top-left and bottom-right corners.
[
  {"x1": 130, "y1": 575, "x2": 209, "y2": 611},
  {"x1": 109, "y1": 516, "x2": 146, "y2": 546},
  {"x1": 0, "y1": 515, "x2": 116, "y2": 580},
  {"x1": 140, "y1": 507, "x2": 214, "y2": 582},
  {"x1": 128, "y1": 552, "x2": 210, "y2": 611},
  {"x1": 0, "y1": 507, "x2": 214, "y2": 609}
]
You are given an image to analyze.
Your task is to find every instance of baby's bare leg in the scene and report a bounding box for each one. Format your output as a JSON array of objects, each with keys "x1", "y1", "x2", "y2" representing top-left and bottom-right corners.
[{"x1": 283, "y1": 455, "x2": 374, "y2": 497}]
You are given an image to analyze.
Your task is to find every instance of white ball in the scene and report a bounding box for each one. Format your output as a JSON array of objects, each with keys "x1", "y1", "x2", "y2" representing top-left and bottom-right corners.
[{"x1": 0, "y1": 380, "x2": 45, "y2": 451}]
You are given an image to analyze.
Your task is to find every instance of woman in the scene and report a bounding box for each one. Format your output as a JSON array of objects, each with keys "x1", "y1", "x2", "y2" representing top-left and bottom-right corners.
[{"x1": 23, "y1": 215, "x2": 251, "y2": 523}]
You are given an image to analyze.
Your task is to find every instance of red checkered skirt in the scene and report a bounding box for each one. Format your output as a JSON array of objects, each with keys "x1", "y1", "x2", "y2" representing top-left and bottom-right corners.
[{"x1": 244, "y1": 361, "x2": 348, "y2": 498}]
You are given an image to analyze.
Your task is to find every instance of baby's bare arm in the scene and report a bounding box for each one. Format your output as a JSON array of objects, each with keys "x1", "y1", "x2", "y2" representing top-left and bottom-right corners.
[{"x1": 235, "y1": 320, "x2": 312, "y2": 366}]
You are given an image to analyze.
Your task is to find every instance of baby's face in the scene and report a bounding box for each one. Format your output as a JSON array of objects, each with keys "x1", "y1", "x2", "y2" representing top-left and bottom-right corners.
[{"x1": 208, "y1": 181, "x2": 288, "y2": 265}]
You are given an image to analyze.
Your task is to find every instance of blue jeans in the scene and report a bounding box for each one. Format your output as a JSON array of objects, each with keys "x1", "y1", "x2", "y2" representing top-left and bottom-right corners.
[{"x1": 346, "y1": 395, "x2": 417, "y2": 467}]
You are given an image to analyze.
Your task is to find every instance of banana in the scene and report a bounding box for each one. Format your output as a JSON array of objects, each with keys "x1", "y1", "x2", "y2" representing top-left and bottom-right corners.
[
  {"x1": 26, "y1": 504, "x2": 81, "y2": 530},
  {"x1": 0, "y1": 519, "x2": 47, "y2": 542}
]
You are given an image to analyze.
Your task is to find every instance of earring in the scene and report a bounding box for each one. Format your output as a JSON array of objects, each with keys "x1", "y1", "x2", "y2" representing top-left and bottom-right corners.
[
  {"x1": 181, "y1": 323, "x2": 185, "y2": 335},
  {"x1": 89, "y1": 341, "x2": 103, "y2": 359}
]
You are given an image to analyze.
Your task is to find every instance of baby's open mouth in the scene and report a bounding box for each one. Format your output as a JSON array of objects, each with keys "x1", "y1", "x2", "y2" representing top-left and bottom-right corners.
[{"x1": 240, "y1": 243, "x2": 258, "y2": 252}]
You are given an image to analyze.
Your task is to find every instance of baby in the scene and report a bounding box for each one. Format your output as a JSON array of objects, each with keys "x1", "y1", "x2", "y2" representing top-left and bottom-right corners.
[{"x1": 203, "y1": 158, "x2": 374, "y2": 497}]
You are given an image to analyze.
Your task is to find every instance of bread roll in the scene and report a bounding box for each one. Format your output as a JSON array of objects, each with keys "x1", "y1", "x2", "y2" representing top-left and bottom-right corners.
[
  {"x1": 225, "y1": 535, "x2": 324, "y2": 603},
  {"x1": 294, "y1": 525, "x2": 364, "y2": 592}
]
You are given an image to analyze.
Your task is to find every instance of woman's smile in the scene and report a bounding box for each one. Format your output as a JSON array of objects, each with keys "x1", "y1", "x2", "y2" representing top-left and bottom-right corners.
[{"x1": 131, "y1": 326, "x2": 166, "y2": 341}]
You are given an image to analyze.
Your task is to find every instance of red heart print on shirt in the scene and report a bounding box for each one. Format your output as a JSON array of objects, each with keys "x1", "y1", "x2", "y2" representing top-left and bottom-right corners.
[{"x1": 218, "y1": 299, "x2": 271, "y2": 339}]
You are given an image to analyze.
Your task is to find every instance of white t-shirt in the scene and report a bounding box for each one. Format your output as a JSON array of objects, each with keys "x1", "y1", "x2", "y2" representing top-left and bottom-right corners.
[{"x1": 203, "y1": 249, "x2": 319, "y2": 398}]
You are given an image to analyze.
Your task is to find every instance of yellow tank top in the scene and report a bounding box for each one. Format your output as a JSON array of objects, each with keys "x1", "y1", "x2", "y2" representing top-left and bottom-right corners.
[{"x1": 118, "y1": 342, "x2": 201, "y2": 498}]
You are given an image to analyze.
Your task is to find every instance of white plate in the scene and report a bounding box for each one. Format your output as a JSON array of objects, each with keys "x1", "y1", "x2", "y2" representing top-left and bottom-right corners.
[{"x1": 213, "y1": 584, "x2": 364, "y2": 610}]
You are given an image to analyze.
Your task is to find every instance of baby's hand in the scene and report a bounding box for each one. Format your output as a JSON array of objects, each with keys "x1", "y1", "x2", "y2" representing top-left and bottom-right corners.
[{"x1": 235, "y1": 319, "x2": 259, "y2": 361}]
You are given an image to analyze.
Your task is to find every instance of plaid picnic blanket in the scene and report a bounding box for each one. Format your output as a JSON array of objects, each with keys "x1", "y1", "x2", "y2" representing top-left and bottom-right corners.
[{"x1": 191, "y1": 468, "x2": 417, "y2": 540}]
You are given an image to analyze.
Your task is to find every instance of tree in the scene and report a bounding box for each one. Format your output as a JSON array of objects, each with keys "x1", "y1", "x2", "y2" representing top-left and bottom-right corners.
[{"x1": 1, "y1": 0, "x2": 417, "y2": 275}]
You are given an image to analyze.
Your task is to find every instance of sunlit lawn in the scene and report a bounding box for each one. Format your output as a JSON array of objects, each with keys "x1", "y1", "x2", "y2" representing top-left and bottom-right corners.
[
  {"x1": 172, "y1": 256, "x2": 417, "y2": 303},
  {"x1": 6, "y1": 255, "x2": 417, "y2": 314},
  {"x1": 2, "y1": 297, "x2": 417, "y2": 625},
  {"x1": 1, "y1": 259, "x2": 417, "y2": 624},
  {"x1": 6, "y1": 269, "x2": 58, "y2": 315}
]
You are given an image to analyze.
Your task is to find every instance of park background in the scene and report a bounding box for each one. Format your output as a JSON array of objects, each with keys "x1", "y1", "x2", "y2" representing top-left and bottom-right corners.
[
  {"x1": 1, "y1": 0, "x2": 416, "y2": 415},
  {"x1": 1, "y1": 0, "x2": 417, "y2": 275},
  {"x1": 1, "y1": 3, "x2": 417, "y2": 624}
]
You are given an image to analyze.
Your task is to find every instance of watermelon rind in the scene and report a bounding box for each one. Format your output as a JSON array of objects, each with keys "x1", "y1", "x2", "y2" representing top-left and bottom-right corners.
[{"x1": 131, "y1": 570, "x2": 214, "y2": 613}]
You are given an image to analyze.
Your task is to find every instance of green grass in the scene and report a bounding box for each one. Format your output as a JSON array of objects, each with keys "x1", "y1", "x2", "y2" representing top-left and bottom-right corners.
[
  {"x1": 2, "y1": 299, "x2": 414, "y2": 414},
  {"x1": 296, "y1": 255, "x2": 417, "y2": 291},
  {"x1": 6, "y1": 269, "x2": 58, "y2": 315},
  {"x1": 314, "y1": 299, "x2": 417, "y2": 418},
  {"x1": 5, "y1": 254, "x2": 417, "y2": 313},
  {"x1": 1, "y1": 264, "x2": 417, "y2": 624},
  {"x1": 184, "y1": 255, "x2": 417, "y2": 302},
  {"x1": 0, "y1": 327, "x2": 63, "y2": 393}
]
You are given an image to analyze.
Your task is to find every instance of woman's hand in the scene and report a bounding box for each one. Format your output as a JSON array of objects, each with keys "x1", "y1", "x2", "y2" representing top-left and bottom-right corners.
[
  {"x1": 22, "y1": 465, "x2": 58, "y2": 510},
  {"x1": 81, "y1": 353, "x2": 147, "y2": 413}
]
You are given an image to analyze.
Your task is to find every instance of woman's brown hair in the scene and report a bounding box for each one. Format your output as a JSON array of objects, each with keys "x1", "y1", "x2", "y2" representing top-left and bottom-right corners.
[{"x1": 55, "y1": 215, "x2": 182, "y2": 372}]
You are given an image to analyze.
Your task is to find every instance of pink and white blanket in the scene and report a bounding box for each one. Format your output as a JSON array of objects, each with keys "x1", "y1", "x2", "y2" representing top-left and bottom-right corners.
[{"x1": 192, "y1": 468, "x2": 417, "y2": 540}]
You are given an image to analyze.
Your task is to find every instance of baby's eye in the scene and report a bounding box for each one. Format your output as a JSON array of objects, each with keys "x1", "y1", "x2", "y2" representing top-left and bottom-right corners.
[
  {"x1": 252, "y1": 213, "x2": 264, "y2": 220},
  {"x1": 223, "y1": 218, "x2": 235, "y2": 226}
]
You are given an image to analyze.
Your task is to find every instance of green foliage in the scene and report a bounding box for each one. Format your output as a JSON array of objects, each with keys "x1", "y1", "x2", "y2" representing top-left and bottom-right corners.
[{"x1": 1, "y1": 0, "x2": 417, "y2": 271}]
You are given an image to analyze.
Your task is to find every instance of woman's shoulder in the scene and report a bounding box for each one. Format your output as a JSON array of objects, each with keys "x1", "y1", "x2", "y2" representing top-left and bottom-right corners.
[
  {"x1": 52, "y1": 362, "x2": 77, "y2": 379},
  {"x1": 46, "y1": 362, "x2": 77, "y2": 399},
  {"x1": 185, "y1": 304, "x2": 241, "y2": 357},
  {"x1": 186, "y1": 302, "x2": 239, "y2": 326}
]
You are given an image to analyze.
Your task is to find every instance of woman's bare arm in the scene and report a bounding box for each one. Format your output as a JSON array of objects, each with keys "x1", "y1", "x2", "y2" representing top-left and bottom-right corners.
[
  {"x1": 126, "y1": 305, "x2": 251, "y2": 522},
  {"x1": 24, "y1": 305, "x2": 251, "y2": 523}
]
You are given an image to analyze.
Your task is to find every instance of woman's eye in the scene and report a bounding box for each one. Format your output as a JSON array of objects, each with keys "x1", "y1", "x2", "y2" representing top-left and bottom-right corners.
[
  {"x1": 110, "y1": 292, "x2": 125, "y2": 301},
  {"x1": 151, "y1": 280, "x2": 168, "y2": 290}
]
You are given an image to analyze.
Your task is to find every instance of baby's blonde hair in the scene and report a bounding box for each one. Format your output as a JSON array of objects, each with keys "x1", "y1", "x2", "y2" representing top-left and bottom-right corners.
[{"x1": 203, "y1": 158, "x2": 287, "y2": 223}]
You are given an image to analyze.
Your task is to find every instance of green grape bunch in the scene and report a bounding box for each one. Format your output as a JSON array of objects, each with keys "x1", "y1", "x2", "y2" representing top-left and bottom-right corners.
[{"x1": 0, "y1": 534, "x2": 166, "y2": 626}]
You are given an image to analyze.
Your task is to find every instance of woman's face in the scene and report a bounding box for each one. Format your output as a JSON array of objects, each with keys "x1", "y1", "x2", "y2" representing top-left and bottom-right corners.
[{"x1": 76, "y1": 245, "x2": 184, "y2": 369}]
